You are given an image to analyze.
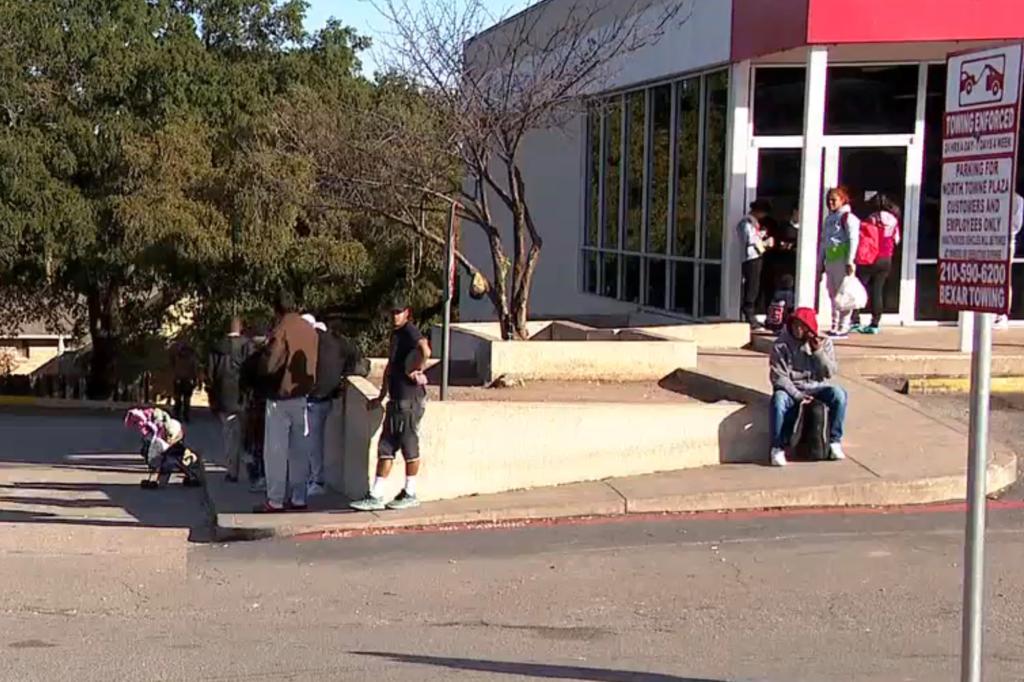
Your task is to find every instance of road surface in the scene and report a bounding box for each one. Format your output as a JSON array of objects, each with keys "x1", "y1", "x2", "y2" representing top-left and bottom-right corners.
[{"x1": 3, "y1": 501, "x2": 1024, "y2": 681}]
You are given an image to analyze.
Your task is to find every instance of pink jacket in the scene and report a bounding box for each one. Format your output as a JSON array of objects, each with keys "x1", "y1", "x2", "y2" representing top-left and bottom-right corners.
[{"x1": 871, "y1": 211, "x2": 901, "y2": 260}]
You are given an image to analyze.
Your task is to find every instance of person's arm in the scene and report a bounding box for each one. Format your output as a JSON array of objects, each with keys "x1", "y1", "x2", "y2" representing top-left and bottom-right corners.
[
  {"x1": 206, "y1": 352, "x2": 219, "y2": 404},
  {"x1": 769, "y1": 344, "x2": 806, "y2": 401},
  {"x1": 1013, "y1": 194, "x2": 1023, "y2": 236},
  {"x1": 258, "y1": 325, "x2": 288, "y2": 378},
  {"x1": 845, "y1": 212, "x2": 861, "y2": 273},
  {"x1": 411, "y1": 338, "x2": 431, "y2": 372},
  {"x1": 818, "y1": 216, "x2": 828, "y2": 267},
  {"x1": 741, "y1": 219, "x2": 763, "y2": 255},
  {"x1": 809, "y1": 336, "x2": 838, "y2": 380},
  {"x1": 370, "y1": 337, "x2": 395, "y2": 407}
]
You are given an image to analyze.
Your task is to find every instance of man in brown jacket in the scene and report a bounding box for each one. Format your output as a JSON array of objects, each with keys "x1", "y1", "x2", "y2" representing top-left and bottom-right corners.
[{"x1": 255, "y1": 290, "x2": 319, "y2": 513}]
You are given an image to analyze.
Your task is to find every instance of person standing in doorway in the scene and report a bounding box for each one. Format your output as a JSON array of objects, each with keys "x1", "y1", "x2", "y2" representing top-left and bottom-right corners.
[
  {"x1": 855, "y1": 195, "x2": 902, "y2": 335},
  {"x1": 169, "y1": 340, "x2": 199, "y2": 423},
  {"x1": 995, "y1": 192, "x2": 1024, "y2": 329},
  {"x1": 255, "y1": 290, "x2": 319, "y2": 513},
  {"x1": 207, "y1": 317, "x2": 253, "y2": 483},
  {"x1": 820, "y1": 187, "x2": 860, "y2": 339},
  {"x1": 351, "y1": 300, "x2": 431, "y2": 511},
  {"x1": 736, "y1": 199, "x2": 774, "y2": 329}
]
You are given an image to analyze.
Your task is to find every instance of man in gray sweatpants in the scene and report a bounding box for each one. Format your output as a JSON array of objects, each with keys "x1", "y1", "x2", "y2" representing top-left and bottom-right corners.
[{"x1": 255, "y1": 291, "x2": 320, "y2": 513}]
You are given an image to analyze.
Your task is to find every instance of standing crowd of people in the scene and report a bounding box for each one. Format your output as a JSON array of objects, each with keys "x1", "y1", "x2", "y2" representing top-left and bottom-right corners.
[
  {"x1": 737, "y1": 188, "x2": 903, "y2": 338},
  {"x1": 195, "y1": 291, "x2": 430, "y2": 513}
]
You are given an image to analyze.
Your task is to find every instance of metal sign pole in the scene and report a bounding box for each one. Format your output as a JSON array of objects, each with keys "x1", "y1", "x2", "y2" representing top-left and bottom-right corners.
[
  {"x1": 440, "y1": 203, "x2": 456, "y2": 401},
  {"x1": 958, "y1": 311, "x2": 991, "y2": 679},
  {"x1": 961, "y1": 311, "x2": 993, "y2": 682}
]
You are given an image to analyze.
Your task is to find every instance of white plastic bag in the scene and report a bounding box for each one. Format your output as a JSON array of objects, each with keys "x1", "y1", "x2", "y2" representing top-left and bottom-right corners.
[
  {"x1": 834, "y1": 275, "x2": 868, "y2": 312},
  {"x1": 146, "y1": 437, "x2": 170, "y2": 466}
]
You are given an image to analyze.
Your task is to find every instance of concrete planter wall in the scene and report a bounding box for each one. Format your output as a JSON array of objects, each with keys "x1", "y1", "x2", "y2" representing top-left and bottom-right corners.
[
  {"x1": 428, "y1": 321, "x2": 750, "y2": 384},
  {"x1": 324, "y1": 376, "x2": 760, "y2": 503}
]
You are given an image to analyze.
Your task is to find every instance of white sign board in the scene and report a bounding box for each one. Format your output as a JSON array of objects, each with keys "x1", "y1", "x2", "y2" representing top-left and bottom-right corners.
[{"x1": 939, "y1": 44, "x2": 1023, "y2": 313}]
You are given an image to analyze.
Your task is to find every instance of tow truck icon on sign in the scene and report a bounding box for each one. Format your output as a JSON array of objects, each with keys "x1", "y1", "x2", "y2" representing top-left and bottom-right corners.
[{"x1": 959, "y1": 55, "x2": 1006, "y2": 107}]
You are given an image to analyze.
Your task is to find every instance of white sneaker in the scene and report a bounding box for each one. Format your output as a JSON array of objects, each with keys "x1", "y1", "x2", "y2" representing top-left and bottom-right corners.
[
  {"x1": 829, "y1": 443, "x2": 847, "y2": 461},
  {"x1": 770, "y1": 448, "x2": 788, "y2": 467},
  {"x1": 994, "y1": 315, "x2": 1010, "y2": 330},
  {"x1": 307, "y1": 482, "x2": 326, "y2": 497}
]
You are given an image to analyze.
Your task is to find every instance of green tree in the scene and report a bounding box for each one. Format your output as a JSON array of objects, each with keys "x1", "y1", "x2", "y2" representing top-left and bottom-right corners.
[{"x1": 0, "y1": 0, "x2": 371, "y2": 396}]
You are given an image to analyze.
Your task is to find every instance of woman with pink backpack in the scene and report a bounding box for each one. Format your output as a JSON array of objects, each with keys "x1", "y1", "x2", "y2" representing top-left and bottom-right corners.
[{"x1": 853, "y1": 195, "x2": 902, "y2": 335}]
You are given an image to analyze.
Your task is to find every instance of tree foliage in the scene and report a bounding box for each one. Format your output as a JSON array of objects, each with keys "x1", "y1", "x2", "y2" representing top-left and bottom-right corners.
[
  {"x1": 297, "y1": 0, "x2": 686, "y2": 339},
  {"x1": 0, "y1": 0, "x2": 377, "y2": 396}
]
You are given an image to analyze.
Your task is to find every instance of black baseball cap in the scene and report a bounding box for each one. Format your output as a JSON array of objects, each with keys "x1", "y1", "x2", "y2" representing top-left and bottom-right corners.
[{"x1": 388, "y1": 298, "x2": 411, "y2": 313}]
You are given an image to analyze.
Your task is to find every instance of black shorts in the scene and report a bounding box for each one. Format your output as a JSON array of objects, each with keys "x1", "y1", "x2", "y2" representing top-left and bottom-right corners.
[{"x1": 378, "y1": 398, "x2": 425, "y2": 462}]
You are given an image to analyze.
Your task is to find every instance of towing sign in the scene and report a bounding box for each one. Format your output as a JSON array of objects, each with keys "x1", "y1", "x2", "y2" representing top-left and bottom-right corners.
[{"x1": 939, "y1": 44, "x2": 1023, "y2": 313}]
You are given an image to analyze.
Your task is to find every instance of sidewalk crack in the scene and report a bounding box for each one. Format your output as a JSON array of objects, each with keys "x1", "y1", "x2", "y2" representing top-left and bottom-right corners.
[
  {"x1": 601, "y1": 480, "x2": 629, "y2": 514},
  {"x1": 850, "y1": 456, "x2": 882, "y2": 478}
]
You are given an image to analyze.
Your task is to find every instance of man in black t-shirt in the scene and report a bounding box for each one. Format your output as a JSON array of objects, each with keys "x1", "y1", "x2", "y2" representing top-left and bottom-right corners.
[{"x1": 351, "y1": 300, "x2": 431, "y2": 511}]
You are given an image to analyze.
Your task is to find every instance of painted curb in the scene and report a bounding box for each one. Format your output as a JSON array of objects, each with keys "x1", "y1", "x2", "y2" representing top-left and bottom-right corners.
[
  {"x1": 906, "y1": 376, "x2": 1024, "y2": 394},
  {"x1": 215, "y1": 452, "x2": 1019, "y2": 541}
]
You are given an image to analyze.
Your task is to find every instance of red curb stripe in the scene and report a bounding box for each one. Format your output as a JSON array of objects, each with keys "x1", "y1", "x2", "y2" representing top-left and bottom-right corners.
[{"x1": 288, "y1": 498, "x2": 1024, "y2": 543}]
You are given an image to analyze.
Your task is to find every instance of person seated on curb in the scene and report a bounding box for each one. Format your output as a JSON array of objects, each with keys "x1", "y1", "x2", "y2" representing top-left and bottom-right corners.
[{"x1": 768, "y1": 307, "x2": 848, "y2": 467}]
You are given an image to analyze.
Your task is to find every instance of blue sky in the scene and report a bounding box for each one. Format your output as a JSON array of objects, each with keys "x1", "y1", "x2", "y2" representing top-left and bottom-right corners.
[{"x1": 304, "y1": 0, "x2": 527, "y2": 74}]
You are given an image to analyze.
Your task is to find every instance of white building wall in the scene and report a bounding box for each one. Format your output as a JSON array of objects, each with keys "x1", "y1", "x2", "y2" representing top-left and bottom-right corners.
[
  {"x1": 460, "y1": 0, "x2": 736, "y2": 324},
  {"x1": 460, "y1": 113, "x2": 666, "y2": 322},
  {"x1": 592, "y1": 0, "x2": 732, "y2": 93}
]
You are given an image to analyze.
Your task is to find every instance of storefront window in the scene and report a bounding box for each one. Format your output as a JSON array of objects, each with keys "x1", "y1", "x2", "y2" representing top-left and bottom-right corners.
[
  {"x1": 647, "y1": 85, "x2": 671, "y2": 254},
  {"x1": 624, "y1": 91, "x2": 645, "y2": 252},
  {"x1": 675, "y1": 77, "x2": 700, "y2": 258},
  {"x1": 645, "y1": 258, "x2": 667, "y2": 308},
  {"x1": 753, "y1": 67, "x2": 806, "y2": 136},
  {"x1": 585, "y1": 107, "x2": 600, "y2": 246},
  {"x1": 581, "y1": 70, "x2": 727, "y2": 318},
  {"x1": 700, "y1": 264, "x2": 722, "y2": 318},
  {"x1": 915, "y1": 264, "x2": 957, "y2": 322},
  {"x1": 672, "y1": 260, "x2": 695, "y2": 316},
  {"x1": 602, "y1": 97, "x2": 622, "y2": 249},
  {"x1": 917, "y1": 65, "x2": 945, "y2": 263},
  {"x1": 826, "y1": 65, "x2": 918, "y2": 134},
  {"x1": 702, "y1": 70, "x2": 728, "y2": 260},
  {"x1": 622, "y1": 255, "x2": 641, "y2": 303},
  {"x1": 583, "y1": 250, "x2": 598, "y2": 294},
  {"x1": 601, "y1": 252, "x2": 619, "y2": 299}
]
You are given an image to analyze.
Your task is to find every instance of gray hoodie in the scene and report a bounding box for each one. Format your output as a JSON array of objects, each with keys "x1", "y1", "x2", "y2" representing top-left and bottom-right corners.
[{"x1": 769, "y1": 329, "x2": 839, "y2": 400}]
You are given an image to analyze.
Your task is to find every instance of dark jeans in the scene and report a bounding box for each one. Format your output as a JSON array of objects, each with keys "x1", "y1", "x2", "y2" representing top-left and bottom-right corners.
[
  {"x1": 173, "y1": 379, "x2": 195, "y2": 423},
  {"x1": 741, "y1": 258, "x2": 763, "y2": 324},
  {"x1": 245, "y1": 399, "x2": 266, "y2": 482},
  {"x1": 770, "y1": 386, "x2": 848, "y2": 449},
  {"x1": 857, "y1": 258, "x2": 891, "y2": 327}
]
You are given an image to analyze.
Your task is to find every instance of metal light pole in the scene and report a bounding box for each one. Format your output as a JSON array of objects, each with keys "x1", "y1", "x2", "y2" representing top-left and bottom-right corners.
[
  {"x1": 439, "y1": 203, "x2": 457, "y2": 401},
  {"x1": 961, "y1": 311, "x2": 993, "y2": 682}
]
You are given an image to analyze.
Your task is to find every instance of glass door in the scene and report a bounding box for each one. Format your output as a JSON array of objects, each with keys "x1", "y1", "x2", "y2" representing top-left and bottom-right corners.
[{"x1": 824, "y1": 145, "x2": 910, "y2": 324}]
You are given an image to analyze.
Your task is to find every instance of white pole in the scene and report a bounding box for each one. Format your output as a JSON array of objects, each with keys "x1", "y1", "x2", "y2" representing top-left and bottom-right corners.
[
  {"x1": 795, "y1": 47, "x2": 828, "y2": 310},
  {"x1": 959, "y1": 311, "x2": 975, "y2": 353},
  {"x1": 723, "y1": 60, "x2": 752, "y2": 321},
  {"x1": 960, "y1": 312, "x2": 992, "y2": 682}
]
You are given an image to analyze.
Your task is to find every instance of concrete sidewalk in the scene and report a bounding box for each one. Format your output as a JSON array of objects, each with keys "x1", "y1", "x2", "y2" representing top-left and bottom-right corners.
[
  {"x1": 751, "y1": 326, "x2": 1024, "y2": 376},
  {"x1": 0, "y1": 410, "x2": 219, "y2": 551},
  {"x1": 216, "y1": 350, "x2": 1019, "y2": 540}
]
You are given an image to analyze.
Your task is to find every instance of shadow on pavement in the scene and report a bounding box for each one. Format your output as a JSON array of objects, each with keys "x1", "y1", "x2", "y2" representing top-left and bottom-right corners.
[
  {"x1": 353, "y1": 652, "x2": 728, "y2": 682},
  {"x1": 0, "y1": 409, "x2": 218, "y2": 540}
]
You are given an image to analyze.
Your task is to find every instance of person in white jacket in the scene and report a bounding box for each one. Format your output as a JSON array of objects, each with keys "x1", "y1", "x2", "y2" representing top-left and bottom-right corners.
[
  {"x1": 995, "y1": 192, "x2": 1024, "y2": 329},
  {"x1": 819, "y1": 187, "x2": 860, "y2": 338},
  {"x1": 736, "y1": 199, "x2": 774, "y2": 328}
]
